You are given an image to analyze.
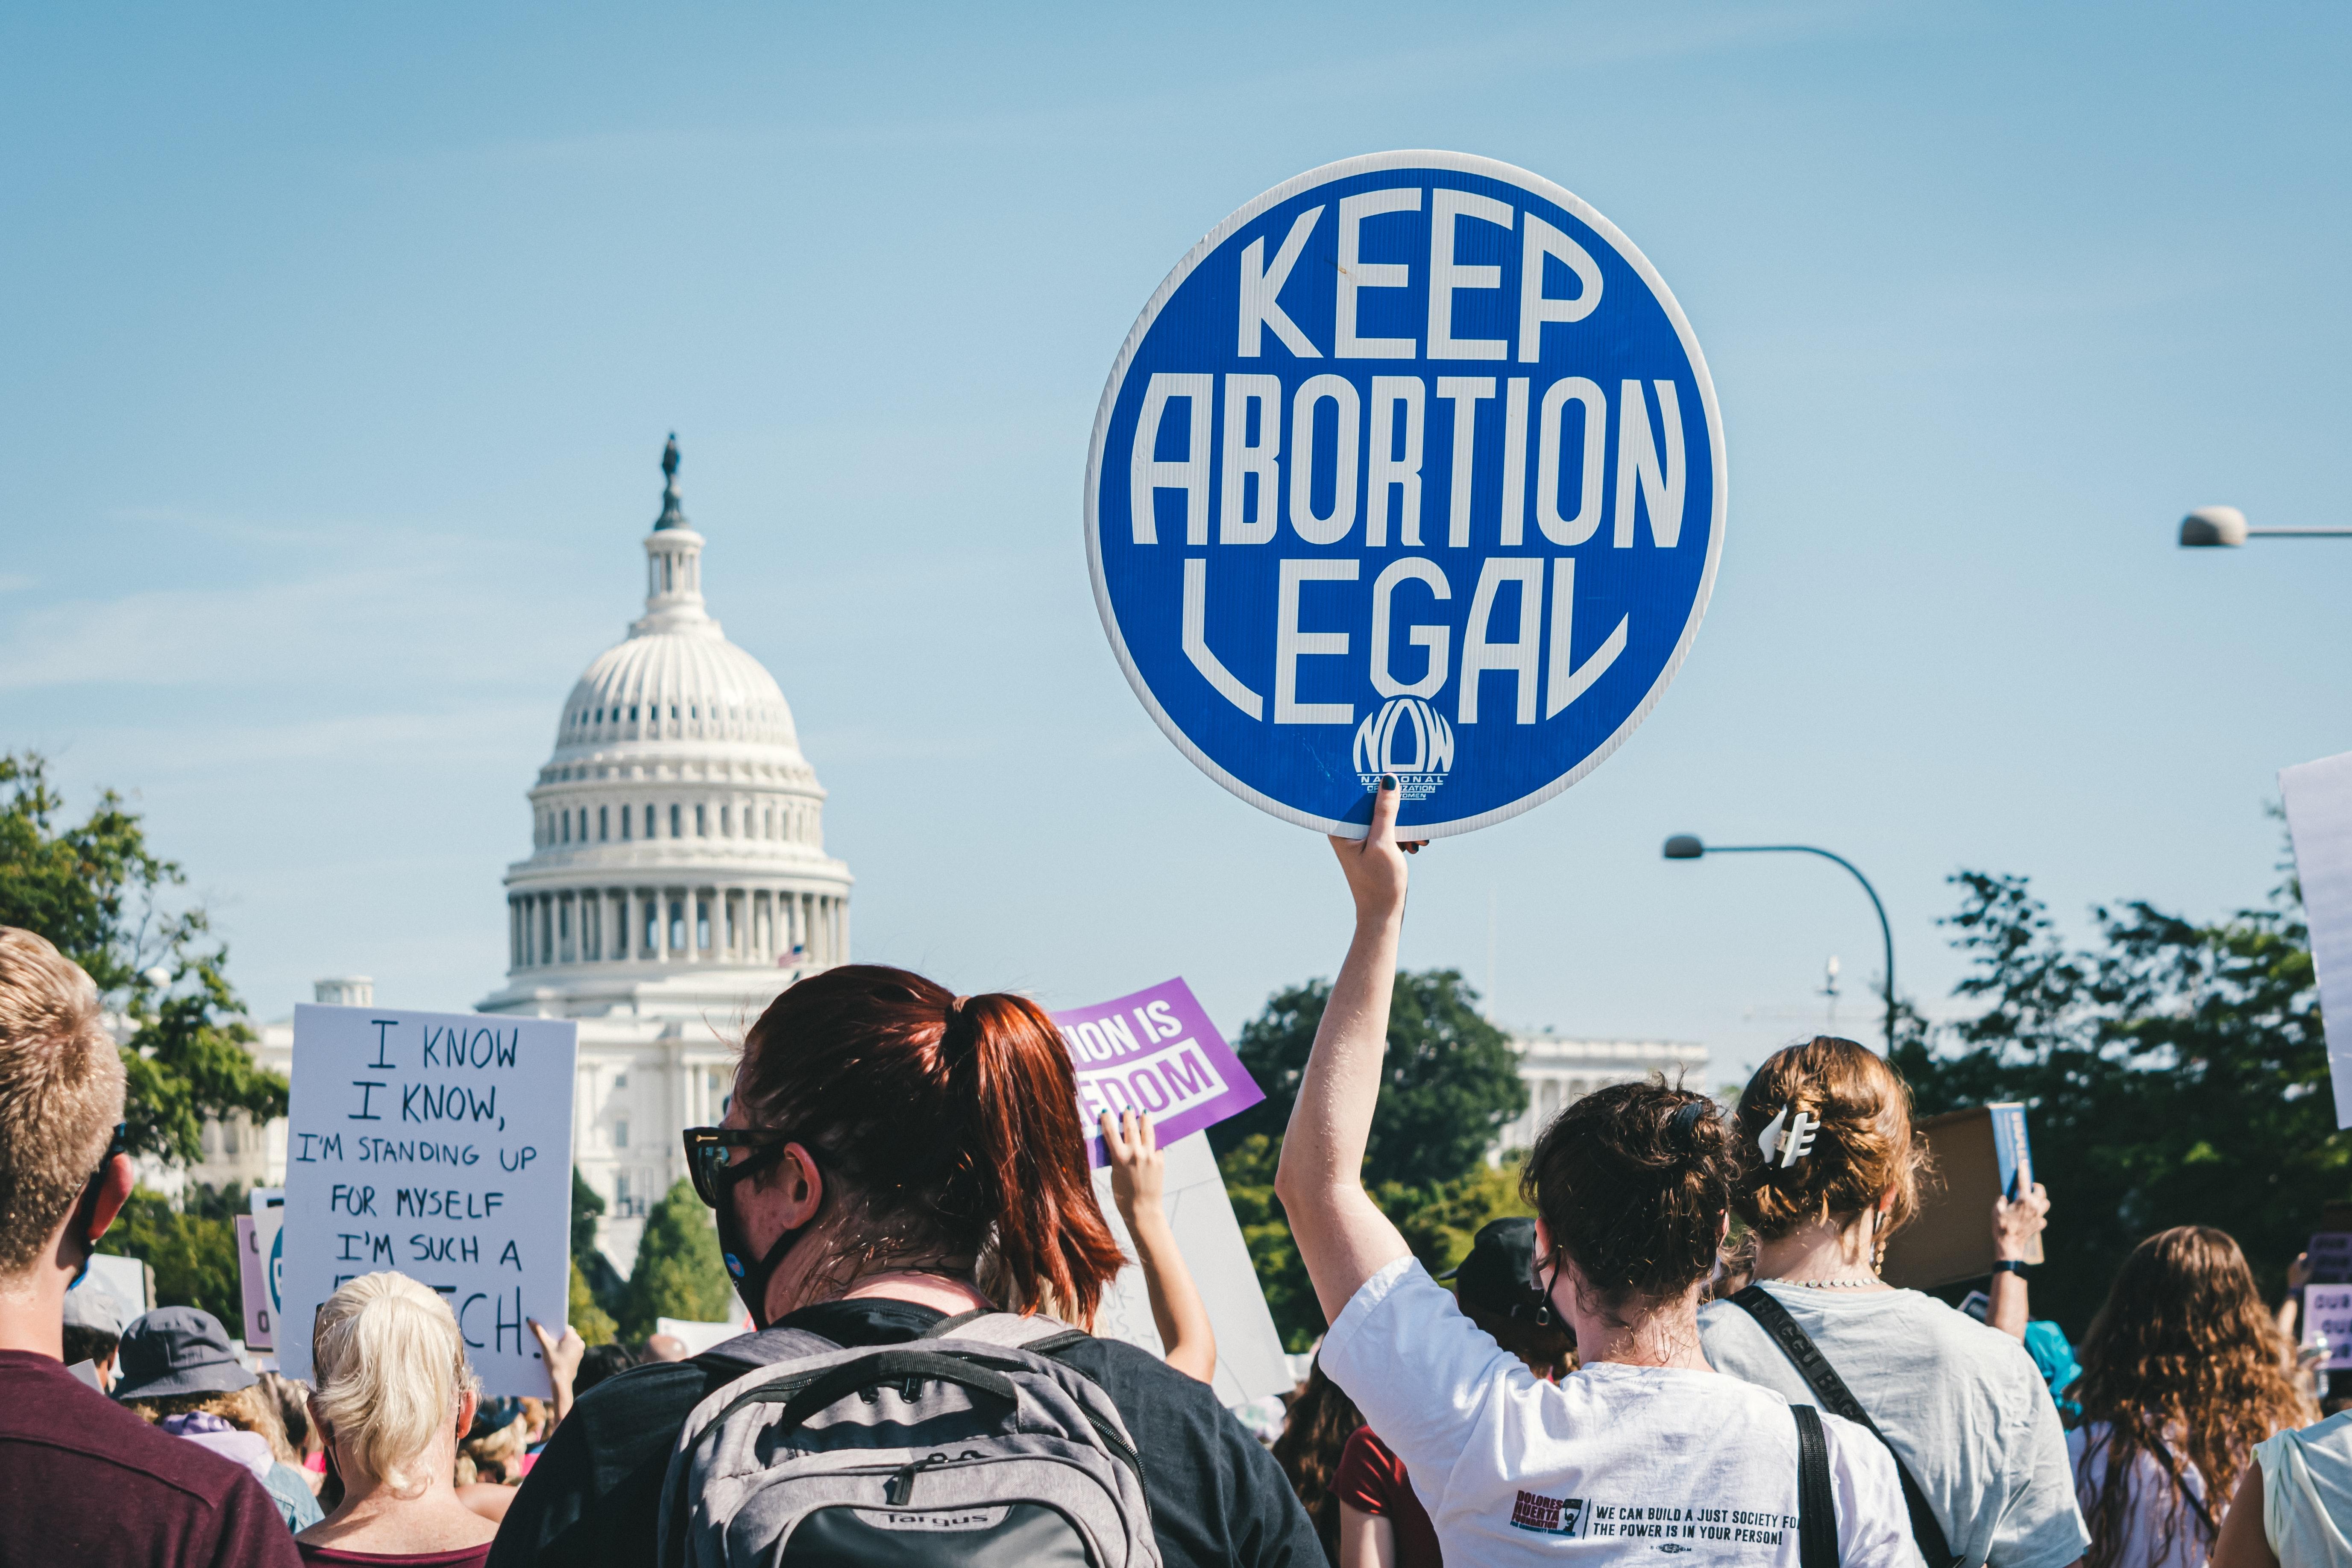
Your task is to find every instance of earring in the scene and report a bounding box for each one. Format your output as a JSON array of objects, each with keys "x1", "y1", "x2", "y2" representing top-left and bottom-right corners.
[
  {"x1": 1531, "y1": 1253, "x2": 1556, "y2": 1326},
  {"x1": 1871, "y1": 1210, "x2": 1888, "y2": 1275}
]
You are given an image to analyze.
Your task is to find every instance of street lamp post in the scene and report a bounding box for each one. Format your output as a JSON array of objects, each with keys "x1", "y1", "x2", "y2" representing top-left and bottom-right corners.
[
  {"x1": 1663, "y1": 835, "x2": 1898, "y2": 1051},
  {"x1": 2178, "y1": 505, "x2": 2352, "y2": 547}
]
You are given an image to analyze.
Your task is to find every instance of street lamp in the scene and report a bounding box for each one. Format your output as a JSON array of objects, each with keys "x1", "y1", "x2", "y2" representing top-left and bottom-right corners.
[
  {"x1": 2178, "y1": 505, "x2": 2352, "y2": 547},
  {"x1": 1663, "y1": 835, "x2": 1897, "y2": 1051}
]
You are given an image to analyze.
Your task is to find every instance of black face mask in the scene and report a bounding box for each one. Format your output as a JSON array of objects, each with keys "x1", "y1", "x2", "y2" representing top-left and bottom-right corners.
[{"x1": 715, "y1": 1146, "x2": 822, "y2": 1330}]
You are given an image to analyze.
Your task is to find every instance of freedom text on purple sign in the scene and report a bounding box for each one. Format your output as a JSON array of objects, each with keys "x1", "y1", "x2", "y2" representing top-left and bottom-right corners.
[{"x1": 1053, "y1": 977, "x2": 1265, "y2": 1168}]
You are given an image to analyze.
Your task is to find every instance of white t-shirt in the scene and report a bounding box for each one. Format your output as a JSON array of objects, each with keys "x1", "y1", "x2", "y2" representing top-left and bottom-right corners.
[
  {"x1": 1698, "y1": 1284, "x2": 2089, "y2": 1568},
  {"x1": 2255, "y1": 1410, "x2": 2352, "y2": 1568},
  {"x1": 2064, "y1": 1423, "x2": 2211, "y2": 1568},
  {"x1": 1318, "y1": 1257, "x2": 1925, "y2": 1568}
]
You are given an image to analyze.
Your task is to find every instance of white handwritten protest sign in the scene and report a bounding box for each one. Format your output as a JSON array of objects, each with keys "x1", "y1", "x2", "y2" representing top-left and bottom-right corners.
[
  {"x1": 2304, "y1": 1284, "x2": 2352, "y2": 1371},
  {"x1": 277, "y1": 1005, "x2": 577, "y2": 1397},
  {"x1": 2284, "y1": 751, "x2": 2352, "y2": 1128}
]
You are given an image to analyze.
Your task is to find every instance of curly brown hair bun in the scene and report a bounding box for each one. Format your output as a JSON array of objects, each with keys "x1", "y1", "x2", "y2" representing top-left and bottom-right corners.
[
  {"x1": 1731, "y1": 1037, "x2": 1924, "y2": 1241},
  {"x1": 1520, "y1": 1079, "x2": 1734, "y2": 1305}
]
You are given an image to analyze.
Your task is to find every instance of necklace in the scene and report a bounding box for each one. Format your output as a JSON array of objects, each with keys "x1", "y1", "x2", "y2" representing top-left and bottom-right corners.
[{"x1": 1783, "y1": 1275, "x2": 1883, "y2": 1290}]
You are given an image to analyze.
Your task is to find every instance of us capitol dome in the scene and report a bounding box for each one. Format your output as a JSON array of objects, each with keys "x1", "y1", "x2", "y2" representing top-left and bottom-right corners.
[
  {"x1": 476, "y1": 434, "x2": 853, "y2": 1020},
  {"x1": 209, "y1": 438, "x2": 853, "y2": 1265}
]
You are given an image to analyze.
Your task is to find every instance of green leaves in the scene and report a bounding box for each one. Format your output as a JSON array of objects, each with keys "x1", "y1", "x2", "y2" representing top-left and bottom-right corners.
[
  {"x1": 113, "y1": 1185, "x2": 243, "y2": 1327},
  {"x1": 1211, "y1": 967, "x2": 1528, "y2": 1190},
  {"x1": 0, "y1": 752, "x2": 287, "y2": 1169},
  {"x1": 1893, "y1": 865, "x2": 2338, "y2": 1335},
  {"x1": 1211, "y1": 970, "x2": 1532, "y2": 1348},
  {"x1": 619, "y1": 1178, "x2": 736, "y2": 1339}
]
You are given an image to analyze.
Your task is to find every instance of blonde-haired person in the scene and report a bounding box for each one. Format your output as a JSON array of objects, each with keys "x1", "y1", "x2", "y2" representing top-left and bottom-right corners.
[
  {"x1": 2068, "y1": 1227, "x2": 2314, "y2": 1568},
  {"x1": 1698, "y1": 1036, "x2": 2088, "y2": 1568},
  {"x1": 299, "y1": 1271, "x2": 499, "y2": 1567},
  {"x1": 0, "y1": 925, "x2": 302, "y2": 1565}
]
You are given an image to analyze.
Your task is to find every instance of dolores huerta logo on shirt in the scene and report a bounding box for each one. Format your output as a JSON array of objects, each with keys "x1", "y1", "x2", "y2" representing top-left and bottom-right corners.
[
  {"x1": 1511, "y1": 1497, "x2": 1796, "y2": 1547},
  {"x1": 1511, "y1": 1493, "x2": 1587, "y2": 1535}
]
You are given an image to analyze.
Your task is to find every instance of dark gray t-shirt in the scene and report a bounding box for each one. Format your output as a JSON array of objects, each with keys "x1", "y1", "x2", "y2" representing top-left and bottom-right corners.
[{"x1": 1699, "y1": 1284, "x2": 2089, "y2": 1568}]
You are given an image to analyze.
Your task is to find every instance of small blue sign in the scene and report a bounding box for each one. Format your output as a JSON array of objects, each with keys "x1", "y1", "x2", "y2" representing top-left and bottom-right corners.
[{"x1": 1086, "y1": 151, "x2": 1725, "y2": 836}]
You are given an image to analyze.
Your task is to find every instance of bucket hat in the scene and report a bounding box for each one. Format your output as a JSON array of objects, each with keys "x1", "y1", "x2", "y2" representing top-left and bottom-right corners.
[
  {"x1": 112, "y1": 1306, "x2": 256, "y2": 1401},
  {"x1": 1439, "y1": 1217, "x2": 1550, "y2": 1322}
]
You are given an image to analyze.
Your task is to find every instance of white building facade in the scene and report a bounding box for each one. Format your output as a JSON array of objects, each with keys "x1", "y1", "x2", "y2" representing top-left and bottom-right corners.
[
  {"x1": 185, "y1": 440, "x2": 852, "y2": 1264},
  {"x1": 1498, "y1": 1029, "x2": 1712, "y2": 1154}
]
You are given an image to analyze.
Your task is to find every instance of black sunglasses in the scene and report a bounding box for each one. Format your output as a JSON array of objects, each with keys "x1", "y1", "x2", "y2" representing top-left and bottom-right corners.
[
  {"x1": 680, "y1": 1126, "x2": 806, "y2": 1209},
  {"x1": 88, "y1": 1122, "x2": 127, "y2": 1190}
]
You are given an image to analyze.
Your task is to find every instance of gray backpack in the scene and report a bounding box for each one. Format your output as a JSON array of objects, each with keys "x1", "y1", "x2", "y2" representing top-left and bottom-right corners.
[{"x1": 657, "y1": 1309, "x2": 1162, "y2": 1568}]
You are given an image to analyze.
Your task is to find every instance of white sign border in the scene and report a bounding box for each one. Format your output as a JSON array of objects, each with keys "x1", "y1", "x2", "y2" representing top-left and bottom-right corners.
[{"x1": 1084, "y1": 149, "x2": 1730, "y2": 838}]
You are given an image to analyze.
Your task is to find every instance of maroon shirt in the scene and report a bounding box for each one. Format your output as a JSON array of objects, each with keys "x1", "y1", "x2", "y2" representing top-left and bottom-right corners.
[
  {"x1": 1334, "y1": 1424, "x2": 1443, "y2": 1568},
  {"x1": 0, "y1": 1348, "x2": 303, "y2": 1568}
]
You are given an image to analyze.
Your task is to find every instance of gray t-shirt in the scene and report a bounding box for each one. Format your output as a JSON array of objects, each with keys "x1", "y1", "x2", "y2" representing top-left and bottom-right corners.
[{"x1": 1698, "y1": 1284, "x2": 2089, "y2": 1568}]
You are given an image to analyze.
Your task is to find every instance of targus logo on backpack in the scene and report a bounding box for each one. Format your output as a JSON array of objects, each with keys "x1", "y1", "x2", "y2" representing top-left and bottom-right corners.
[{"x1": 1510, "y1": 1492, "x2": 1586, "y2": 1535}]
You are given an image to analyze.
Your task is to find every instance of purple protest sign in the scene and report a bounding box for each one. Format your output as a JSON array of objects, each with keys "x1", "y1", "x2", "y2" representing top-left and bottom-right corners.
[{"x1": 1053, "y1": 977, "x2": 1264, "y2": 1168}]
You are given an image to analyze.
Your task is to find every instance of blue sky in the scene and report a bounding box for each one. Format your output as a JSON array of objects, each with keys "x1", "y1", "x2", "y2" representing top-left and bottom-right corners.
[{"x1": 3, "y1": 2, "x2": 2346, "y2": 1082}]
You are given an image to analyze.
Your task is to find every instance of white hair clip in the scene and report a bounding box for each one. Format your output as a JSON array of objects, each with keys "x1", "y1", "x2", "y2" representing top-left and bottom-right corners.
[{"x1": 1757, "y1": 1106, "x2": 1818, "y2": 1168}]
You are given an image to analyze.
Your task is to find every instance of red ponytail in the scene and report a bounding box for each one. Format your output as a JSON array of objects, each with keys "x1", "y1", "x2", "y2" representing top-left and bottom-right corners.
[{"x1": 737, "y1": 965, "x2": 1125, "y2": 1322}]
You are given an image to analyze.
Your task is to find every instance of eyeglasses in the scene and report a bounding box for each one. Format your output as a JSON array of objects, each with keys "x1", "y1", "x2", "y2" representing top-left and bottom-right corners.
[
  {"x1": 680, "y1": 1126, "x2": 804, "y2": 1209},
  {"x1": 87, "y1": 1122, "x2": 127, "y2": 1191}
]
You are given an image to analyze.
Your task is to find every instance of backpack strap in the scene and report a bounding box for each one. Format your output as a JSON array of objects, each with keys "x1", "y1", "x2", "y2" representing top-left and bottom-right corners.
[
  {"x1": 686, "y1": 1325, "x2": 838, "y2": 1380},
  {"x1": 1728, "y1": 1285, "x2": 1963, "y2": 1568},
  {"x1": 1792, "y1": 1404, "x2": 1839, "y2": 1568},
  {"x1": 921, "y1": 1309, "x2": 1089, "y2": 1359},
  {"x1": 2143, "y1": 1434, "x2": 2219, "y2": 1542}
]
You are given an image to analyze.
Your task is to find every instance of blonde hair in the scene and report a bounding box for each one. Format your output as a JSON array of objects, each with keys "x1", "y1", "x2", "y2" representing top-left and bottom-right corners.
[
  {"x1": 311, "y1": 1272, "x2": 478, "y2": 1495},
  {"x1": 460, "y1": 1414, "x2": 529, "y2": 1484},
  {"x1": 1732, "y1": 1037, "x2": 1927, "y2": 1241},
  {"x1": 126, "y1": 1384, "x2": 276, "y2": 1436},
  {"x1": 0, "y1": 928, "x2": 124, "y2": 1278}
]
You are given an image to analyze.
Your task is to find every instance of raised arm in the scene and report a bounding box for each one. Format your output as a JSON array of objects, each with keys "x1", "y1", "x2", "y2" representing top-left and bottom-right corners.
[
  {"x1": 2276, "y1": 1252, "x2": 2311, "y2": 1364},
  {"x1": 528, "y1": 1318, "x2": 585, "y2": 1426},
  {"x1": 1987, "y1": 1183, "x2": 2049, "y2": 1340},
  {"x1": 1103, "y1": 1107, "x2": 1219, "y2": 1383},
  {"x1": 1273, "y1": 779, "x2": 1418, "y2": 1324}
]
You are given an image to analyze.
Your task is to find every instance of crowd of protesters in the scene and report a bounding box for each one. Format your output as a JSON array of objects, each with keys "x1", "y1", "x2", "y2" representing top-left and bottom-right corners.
[{"x1": 6, "y1": 783, "x2": 2352, "y2": 1566}]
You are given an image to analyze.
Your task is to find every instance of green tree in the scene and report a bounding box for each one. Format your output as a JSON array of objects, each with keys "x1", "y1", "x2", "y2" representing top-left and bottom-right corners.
[
  {"x1": 1892, "y1": 866, "x2": 2340, "y2": 1336},
  {"x1": 1219, "y1": 1133, "x2": 1538, "y2": 1351},
  {"x1": 0, "y1": 753, "x2": 286, "y2": 1168},
  {"x1": 569, "y1": 1260, "x2": 619, "y2": 1346},
  {"x1": 1211, "y1": 970, "x2": 1529, "y2": 1349},
  {"x1": 1211, "y1": 969, "x2": 1528, "y2": 1189},
  {"x1": 113, "y1": 1184, "x2": 244, "y2": 1325},
  {"x1": 1217, "y1": 1135, "x2": 1316, "y2": 1350},
  {"x1": 571, "y1": 1166, "x2": 627, "y2": 1317},
  {"x1": 619, "y1": 1179, "x2": 736, "y2": 1340}
]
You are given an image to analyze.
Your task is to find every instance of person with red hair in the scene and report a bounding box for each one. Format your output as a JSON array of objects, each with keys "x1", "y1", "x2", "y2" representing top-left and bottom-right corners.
[{"x1": 489, "y1": 964, "x2": 1320, "y2": 1568}]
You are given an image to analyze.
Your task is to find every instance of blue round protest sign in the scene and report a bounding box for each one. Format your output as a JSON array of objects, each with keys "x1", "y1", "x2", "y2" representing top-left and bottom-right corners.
[{"x1": 1087, "y1": 151, "x2": 1725, "y2": 836}]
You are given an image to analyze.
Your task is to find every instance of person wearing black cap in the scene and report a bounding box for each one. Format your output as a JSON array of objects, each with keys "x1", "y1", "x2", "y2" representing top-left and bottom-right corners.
[
  {"x1": 0, "y1": 925, "x2": 301, "y2": 1567},
  {"x1": 1441, "y1": 1218, "x2": 1577, "y2": 1380},
  {"x1": 60, "y1": 1279, "x2": 126, "y2": 1392},
  {"x1": 1330, "y1": 1221, "x2": 1580, "y2": 1568},
  {"x1": 117, "y1": 1305, "x2": 324, "y2": 1533}
]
